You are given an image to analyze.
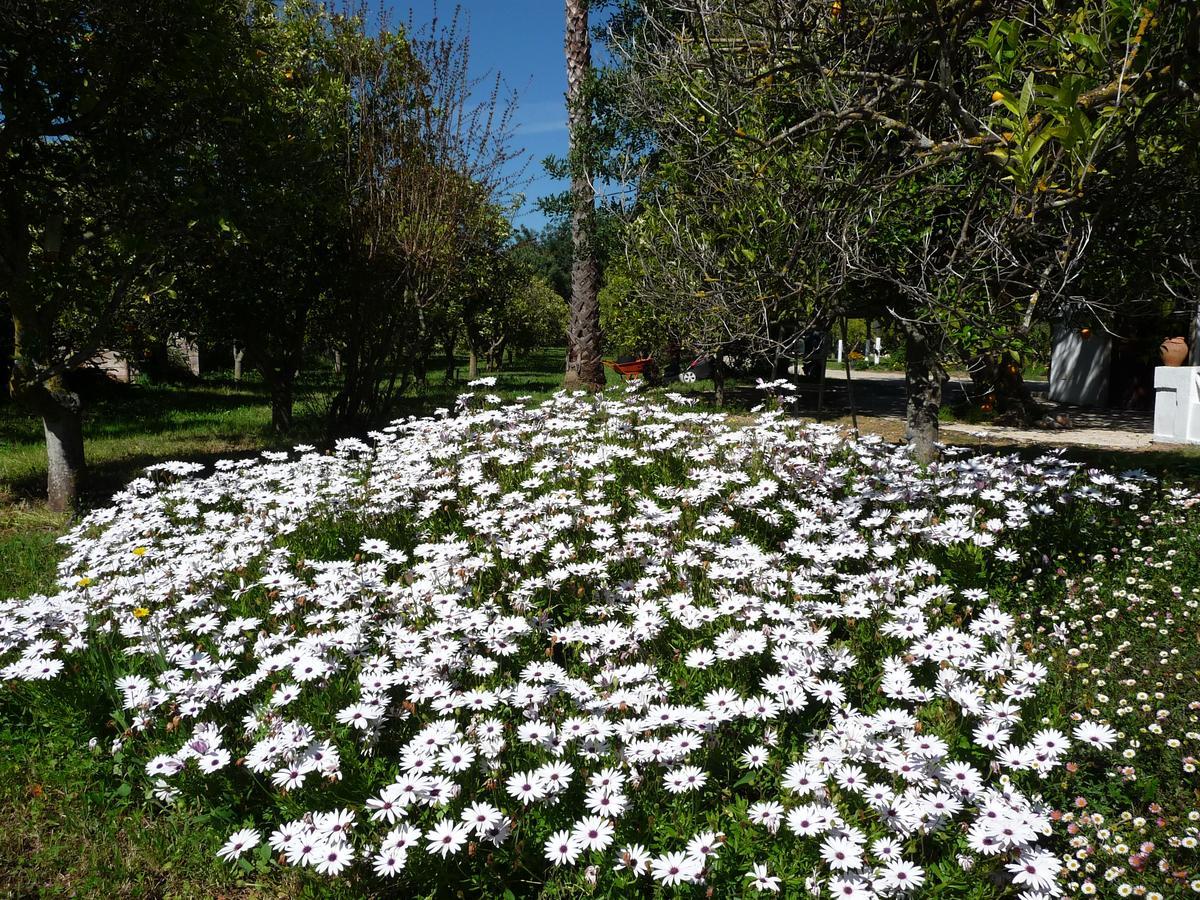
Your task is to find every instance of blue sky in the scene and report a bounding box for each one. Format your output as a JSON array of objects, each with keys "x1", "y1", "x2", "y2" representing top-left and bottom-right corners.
[{"x1": 400, "y1": 2, "x2": 574, "y2": 232}]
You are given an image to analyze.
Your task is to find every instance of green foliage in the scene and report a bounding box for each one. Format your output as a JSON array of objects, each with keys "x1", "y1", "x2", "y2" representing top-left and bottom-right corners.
[
  {"x1": 603, "y1": 0, "x2": 1199, "y2": 432},
  {"x1": 613, "y1": 43, "x2": 837, "y2": 361},
  {"x1": 970, "y1": 1, "x2": 1194, "y2": 199},
  {"x1": 508, "y1": 277, "x2": 570, "y2": 356},
  {"x1": 465, "y1": 273, "x2": 569, "y2": 370},
  {"x1": 317, "y1": 16, "x2": 524, "y2": 428},
  {"x1": 510, "y1": 222, "x2": 574, "y2": 301},
  {"x1": 1, "y1": 0, "x2": 255, "y2": 394},
  {"x1": 166, "y1": 0, "x2": 352, "y2": 430},
  {"x1": 599, "y1": 267, "x2": 674, "y2": 356}
]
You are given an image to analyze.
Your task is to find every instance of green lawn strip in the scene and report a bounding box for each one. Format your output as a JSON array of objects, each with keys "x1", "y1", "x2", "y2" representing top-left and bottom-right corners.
[{"x1": 0, "y1": 518, "x2": 65, "y2": 598}]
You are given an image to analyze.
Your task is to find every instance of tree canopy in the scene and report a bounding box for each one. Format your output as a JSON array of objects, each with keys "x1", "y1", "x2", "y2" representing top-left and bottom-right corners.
[
  {"x1": 601, "y1": 0, "x2": 1200, "y2": 456},
  {"x1": 0, "y1": 0, "x2": 540, "y2": 507}
]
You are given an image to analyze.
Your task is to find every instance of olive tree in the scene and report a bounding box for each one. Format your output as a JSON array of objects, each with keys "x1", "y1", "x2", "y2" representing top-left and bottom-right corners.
[
  {"x1": 0, "y1": 0, "x2": 248, "y2": 508},
  {"x1": 614, "y1": 0, "x2": 1198, "y2": 457}
]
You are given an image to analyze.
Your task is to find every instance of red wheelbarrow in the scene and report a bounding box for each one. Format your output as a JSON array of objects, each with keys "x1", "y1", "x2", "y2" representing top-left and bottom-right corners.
[{"x1": 603, "y1": 357, "x2": 655, "y2": 380}]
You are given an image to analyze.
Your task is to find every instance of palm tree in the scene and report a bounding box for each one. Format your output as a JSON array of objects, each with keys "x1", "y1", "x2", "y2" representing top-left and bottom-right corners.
[{"x1": 562, "y1": 0, "x2": 604, "y2": 391}]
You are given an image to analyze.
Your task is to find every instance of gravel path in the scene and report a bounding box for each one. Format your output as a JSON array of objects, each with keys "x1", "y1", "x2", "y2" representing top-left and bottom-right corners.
[
  {"x1": 797, "y1": 369, "x2": 1163, "y2": 451},
  {"x1": 940, "y1": 421, "x2": 1154, "y2": 451}
]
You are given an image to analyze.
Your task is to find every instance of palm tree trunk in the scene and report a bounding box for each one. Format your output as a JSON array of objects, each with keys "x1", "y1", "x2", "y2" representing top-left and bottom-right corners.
[{"x1": 563, "y1": 0, "x2": 605, "y2": 392}]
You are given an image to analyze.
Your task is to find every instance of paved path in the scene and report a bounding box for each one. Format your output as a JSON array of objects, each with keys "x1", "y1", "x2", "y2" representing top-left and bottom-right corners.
[
  {"x1": 941, "y1": 421, "x2": 1154, "y2": 450},
  {"x1": 944, "y1": 379, "x2": 1157, "y2": 450},
  {"x1": 789, "y1": 368, "x2": 1159, "y2": 451},
  {"x1": 786, "y1": 366, "x2": 975, "y2": 415}
]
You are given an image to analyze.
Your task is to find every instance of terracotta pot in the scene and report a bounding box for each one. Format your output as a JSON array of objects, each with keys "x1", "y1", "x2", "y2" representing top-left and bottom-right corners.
[
  {"x1": 1160, "y1": 336, "x2": 1189, "y2": 367},
  {"x1": 1156, "y1": 338, "x2": 1185, "y2": 367}
]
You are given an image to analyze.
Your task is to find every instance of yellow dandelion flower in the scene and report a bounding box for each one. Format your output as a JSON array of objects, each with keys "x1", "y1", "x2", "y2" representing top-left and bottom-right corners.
[{"x1": 133, "y1": 607, "x2": 150, "y2": 619}]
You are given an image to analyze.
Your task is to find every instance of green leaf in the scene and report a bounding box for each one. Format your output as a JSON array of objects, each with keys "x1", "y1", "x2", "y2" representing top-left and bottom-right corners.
[
  {"x1": 1019, "y1": 72, "x2": 1035, "y2": 118},
  {"x1": 732, "y1": 770, "x2": 757, "y2": 789},
  {"x1": 1026, "y1": 129, "x2": 1055, "y2": 161},
  {"x1": 1069, "y1": 32, "x2": 1100, "y2": 54}
]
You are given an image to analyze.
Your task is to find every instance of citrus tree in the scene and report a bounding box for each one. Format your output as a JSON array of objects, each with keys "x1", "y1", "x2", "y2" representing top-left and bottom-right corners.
[
  {"x1": 0, "y1": 0, "x2": 250, "y2": 508},
  {"x1": 610, "y1": 0, "x2": 1198, "y2": 455}
]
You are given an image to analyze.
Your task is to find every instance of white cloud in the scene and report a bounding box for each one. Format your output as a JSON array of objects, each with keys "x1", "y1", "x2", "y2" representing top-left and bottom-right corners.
[{"x1": 519, "y1": 119, "x2": 568, "y2": 135}]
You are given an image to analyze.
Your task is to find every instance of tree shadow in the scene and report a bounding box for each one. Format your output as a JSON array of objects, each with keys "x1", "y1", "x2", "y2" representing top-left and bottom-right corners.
[
  {"x1": 958, "y1": 438, "x2": 1200, "y2": 482},
  {"x1": 491, "y1": 380, "x2": 562, "y2": 395},
  {"x1": 3, "y1": 445, "x2": 279, "y2": 509},
  {"x1": 0, "y1": 373, "x2": 343, "y2": 447}
]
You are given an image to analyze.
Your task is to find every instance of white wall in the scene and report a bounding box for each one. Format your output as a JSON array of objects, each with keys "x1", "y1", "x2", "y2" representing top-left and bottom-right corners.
[{"x1": 1049, "y1": 322, "x2": 1111, "y2": 407}]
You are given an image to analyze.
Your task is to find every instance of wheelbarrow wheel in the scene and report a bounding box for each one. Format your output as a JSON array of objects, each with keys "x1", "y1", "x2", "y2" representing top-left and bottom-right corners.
[{"x1": 679, "y1": 370, "x2": 697, "y2": 383}]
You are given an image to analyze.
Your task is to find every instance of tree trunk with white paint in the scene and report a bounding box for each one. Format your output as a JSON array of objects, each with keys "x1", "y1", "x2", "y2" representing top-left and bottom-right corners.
[{"x1": 904, "y1": 325, "x2": 945, "y2": 464}]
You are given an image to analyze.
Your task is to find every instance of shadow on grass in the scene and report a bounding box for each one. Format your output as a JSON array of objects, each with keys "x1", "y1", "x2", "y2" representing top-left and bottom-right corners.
[
  {"x1": 966, "y1": 440, "x2": 1200, "y2": 482},
  {"x1": 0, "y1": 373, "x2": 340, "y2": 504},
  {"x1": 1, "y1": 370, "x2": 343, "y2": 442},
  {"x1": 655, "y1": 382, "x2": 1200, "y2": 486}
]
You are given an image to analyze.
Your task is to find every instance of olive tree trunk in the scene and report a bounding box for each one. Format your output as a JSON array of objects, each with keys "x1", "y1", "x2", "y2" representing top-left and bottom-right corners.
[
  {"x1": 903, "y1": 325, "x2": 946, "y2": 464},
  {"x1": 43, "y1": 392, "x2": 85, "y2": 513},
  {"x1": 970, "y1": 352, "x2": 1041, "y2": 423},
  {"x1": 712, "y1": 355, "x2": 726, "y2": 407},
  {"x1": 268, "y1": 374, "x2": 295, "y2": 434},
  {"x1": 9, "y1": 313, "x2": 86, "y2": 512}
]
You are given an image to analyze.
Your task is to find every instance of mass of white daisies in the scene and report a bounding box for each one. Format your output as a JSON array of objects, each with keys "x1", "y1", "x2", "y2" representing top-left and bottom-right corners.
[{"x1": 1, "y1": 384, "x2": 1155, "y2": 897}]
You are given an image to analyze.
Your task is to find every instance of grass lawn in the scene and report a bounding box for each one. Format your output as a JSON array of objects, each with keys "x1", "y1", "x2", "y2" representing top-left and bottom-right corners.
[
  {"x1": 0, "y1": 350, "x2": 620, "y2": 593},
  {"x1": 1, "y1": 352, "x2": 1199, "y2": 897},
  {"x1": 0, "y1": 349, "x2": 618, "y2": 502}
]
